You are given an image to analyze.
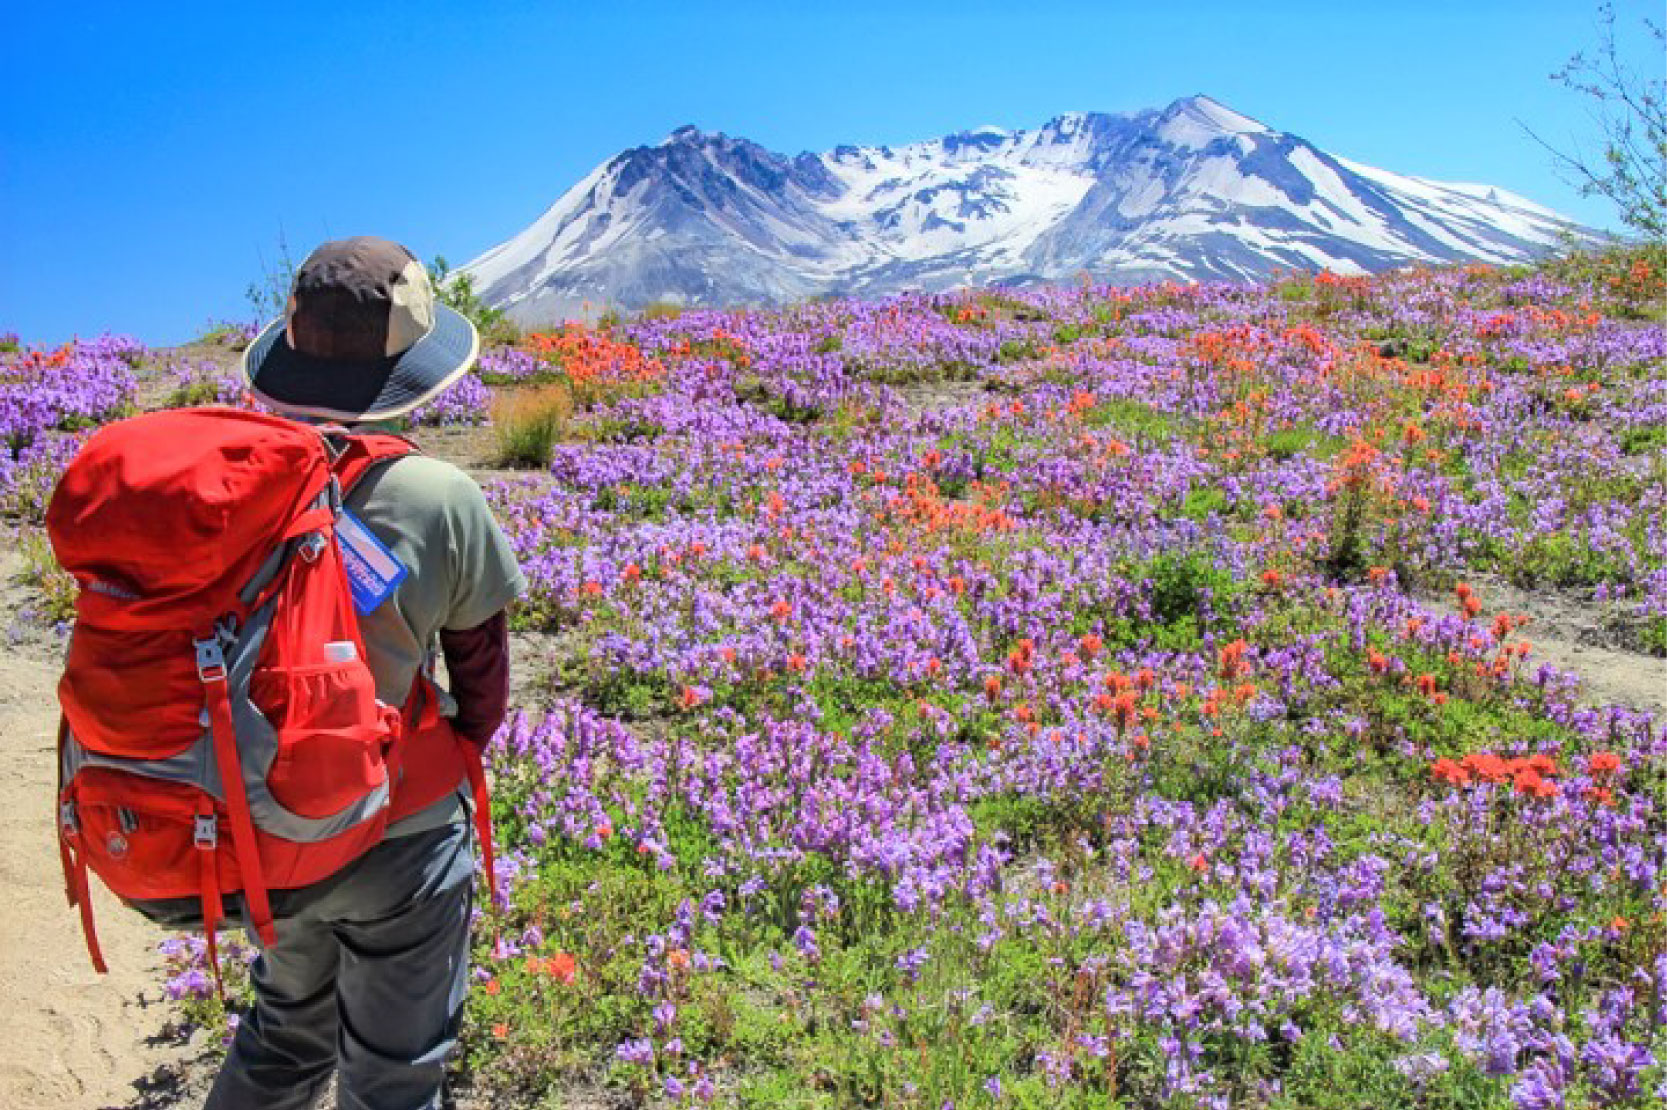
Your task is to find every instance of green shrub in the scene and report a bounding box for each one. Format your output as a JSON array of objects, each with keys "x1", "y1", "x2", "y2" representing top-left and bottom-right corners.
[
  {"x1": 1147, "y1": 548, "x2": 1237, "y2": 624},
  {"x1": 191, "y1": 320, "x2": 251, "y2": 349},
  {"x1": 1618, "y1": 424, "x2": 1667, "y2": 455},
  {"x1": 995, "y1": 338, "x2": 1041, "y2": 363},
  {"x1": 429, "y1": 255, "x2": 517, "y2": 343},
  {"x1": 162, "y1": 380, "x2": 225, "y2": 409},
  {"x1": 1081, "y1": 398, "x2": 1186, "y2": 444}
]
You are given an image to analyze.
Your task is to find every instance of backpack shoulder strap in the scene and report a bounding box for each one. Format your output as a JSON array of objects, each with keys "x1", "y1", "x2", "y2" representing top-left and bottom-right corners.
[{"x1": 328, "y1": 432, "x2": 420, "y2": 498}]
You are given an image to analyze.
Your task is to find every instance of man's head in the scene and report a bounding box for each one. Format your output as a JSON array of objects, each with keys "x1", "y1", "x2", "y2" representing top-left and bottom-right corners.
[{"x1": 242, "y1": 237, "x2": 479, "y2": 423}]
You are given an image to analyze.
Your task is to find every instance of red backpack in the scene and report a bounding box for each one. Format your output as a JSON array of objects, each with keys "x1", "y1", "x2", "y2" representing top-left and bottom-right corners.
[{"x1": 47, "y1": 407, "x2": 495, "y2": 984}]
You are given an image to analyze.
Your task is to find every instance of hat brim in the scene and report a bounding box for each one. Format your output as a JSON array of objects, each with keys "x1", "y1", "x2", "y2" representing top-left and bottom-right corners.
[{"x1": 242, "y1": 303, "x2": 480, "y2": 423}]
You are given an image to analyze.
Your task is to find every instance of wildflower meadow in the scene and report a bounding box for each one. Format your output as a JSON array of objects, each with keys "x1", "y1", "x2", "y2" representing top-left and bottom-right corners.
[{"x1": 4, "y1": 248, "x2": 1665, "y2": 1108}]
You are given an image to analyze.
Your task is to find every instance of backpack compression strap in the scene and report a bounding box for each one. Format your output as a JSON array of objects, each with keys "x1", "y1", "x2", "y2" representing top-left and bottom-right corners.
[
  {"x1": 465, "y1": 746, "x2": 499, "y2": 910},
  {"x1": 56, "y1": 715, "x2": 108, "y2": 974},
  {"x1": 196, "y1": 632, "x2": 277, "y2": 947}
]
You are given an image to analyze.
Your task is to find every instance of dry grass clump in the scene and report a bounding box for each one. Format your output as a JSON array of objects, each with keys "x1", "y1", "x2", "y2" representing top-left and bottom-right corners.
[{"x1": 492, "y1": 384, "x2": 573, "y2": 468}]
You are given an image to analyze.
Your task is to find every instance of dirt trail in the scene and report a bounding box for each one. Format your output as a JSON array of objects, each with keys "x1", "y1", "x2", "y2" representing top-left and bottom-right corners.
[
  {"x1": 1527, "y1": 636, "x2": 1667, "y2": 718},
  {"x1": 1458, "y1": 573, "x2": 1667, "y2": 718},
  {"x1": 0, "y1": 553, "x2": 199, "y2": 1110}
]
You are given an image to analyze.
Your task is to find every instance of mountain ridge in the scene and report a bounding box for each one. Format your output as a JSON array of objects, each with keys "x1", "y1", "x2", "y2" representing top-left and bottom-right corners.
[{"x1": 461, "y1": 96, "x2": 1595, "y2": 323}]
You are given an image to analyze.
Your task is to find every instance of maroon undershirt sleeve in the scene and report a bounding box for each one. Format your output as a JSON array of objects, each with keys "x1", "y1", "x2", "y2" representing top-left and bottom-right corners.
[{"x1": 438, "y1": 610, "x2": 510, "y2": 745}]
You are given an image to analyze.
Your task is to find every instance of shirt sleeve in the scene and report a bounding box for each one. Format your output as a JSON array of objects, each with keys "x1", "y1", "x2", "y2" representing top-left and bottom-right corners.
[
  {"x1": 441, "y1": 469, "x2": 528, "y2": 631},
  {"x1": 439, "y1": 610, "x2": 510, "y2": 744}
]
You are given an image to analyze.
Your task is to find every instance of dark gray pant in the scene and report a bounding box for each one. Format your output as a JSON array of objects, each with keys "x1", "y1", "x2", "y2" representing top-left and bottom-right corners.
[{"x1": 204, "y1": 822, "x2": 474, "y2": 1110}]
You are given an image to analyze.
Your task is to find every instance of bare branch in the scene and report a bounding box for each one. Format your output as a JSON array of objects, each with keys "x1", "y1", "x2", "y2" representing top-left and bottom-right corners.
[{"x1": 1525, "y1": 2, "x2": 1667, "y2": 239}]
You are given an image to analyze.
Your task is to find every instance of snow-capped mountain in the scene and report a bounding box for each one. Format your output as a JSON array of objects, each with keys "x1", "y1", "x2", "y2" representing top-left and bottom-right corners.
[{"x1": 462, "y1": 95, "x2": 1593, "y2": 322}]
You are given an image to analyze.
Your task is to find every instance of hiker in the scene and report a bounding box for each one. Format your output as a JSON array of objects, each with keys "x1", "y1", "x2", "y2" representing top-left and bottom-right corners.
[{"x1": 204, "y1": 237, "x2": 526, "y2": 1109}]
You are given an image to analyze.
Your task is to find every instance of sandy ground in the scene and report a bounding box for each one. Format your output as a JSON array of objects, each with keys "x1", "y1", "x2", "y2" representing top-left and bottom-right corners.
[
  {"x1": 0, "y1": 550, "x2": 210, "y2": 1110},
  {"x1": 1528, "y1": 635, "x2": 1667, "y2": 718}
]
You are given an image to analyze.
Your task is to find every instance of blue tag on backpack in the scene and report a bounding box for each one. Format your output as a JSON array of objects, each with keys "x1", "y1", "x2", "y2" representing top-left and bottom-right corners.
[{"x1": 335, "y1": 509, "x2": 408, "y2": 614}]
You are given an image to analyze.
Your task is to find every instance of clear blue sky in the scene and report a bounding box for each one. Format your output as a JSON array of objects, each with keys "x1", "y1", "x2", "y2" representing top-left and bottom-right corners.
[{"x1": 1, "y1": 0, "x2": 1656, "y2": 345}]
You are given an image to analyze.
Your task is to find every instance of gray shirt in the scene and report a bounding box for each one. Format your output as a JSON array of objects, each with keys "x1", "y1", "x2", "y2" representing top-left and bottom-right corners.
[{"x1": 344, "y1": 453, "x2": 525, "y2": 835}]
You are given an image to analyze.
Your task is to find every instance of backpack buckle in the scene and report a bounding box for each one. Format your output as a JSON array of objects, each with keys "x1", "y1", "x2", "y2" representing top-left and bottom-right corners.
[
  {"x1": 194, "y1": 638, "x2": 227, "y2": 682},
  {"x1": 59, "y1": 801, "x2": 79, "y2": 835},
  {"x1": 193, "y1": 814, "x2": 218, "y2": 850},
  {"x1": 299, "y1": 533, "x2": 328, "y2": 563}
]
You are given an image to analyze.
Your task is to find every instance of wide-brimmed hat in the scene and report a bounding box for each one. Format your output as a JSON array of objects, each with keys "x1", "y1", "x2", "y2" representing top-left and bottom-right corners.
[{"x1": 242, "y1": 236, "x2": 479, "y2": 422}]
